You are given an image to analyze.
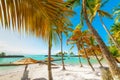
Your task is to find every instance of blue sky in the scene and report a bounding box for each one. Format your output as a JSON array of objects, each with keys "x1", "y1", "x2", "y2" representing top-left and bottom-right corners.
[{"x1": 0, "y1": 0, "x2": 120, "y2": 55}]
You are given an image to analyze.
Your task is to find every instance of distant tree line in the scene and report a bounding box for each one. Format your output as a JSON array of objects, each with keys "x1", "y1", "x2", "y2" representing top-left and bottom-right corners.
[
  {"x1": 0, "y1": 52, "x2": 6, "y2": 56},
  {"x1": 55, "y1": 51, "x2": 75, "y2": 57}
]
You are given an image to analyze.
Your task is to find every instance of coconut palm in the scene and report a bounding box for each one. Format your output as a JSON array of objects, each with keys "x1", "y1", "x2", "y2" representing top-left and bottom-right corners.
[
  {"x1": 0, "y1": 0, "x2": 74, "y2": 80},
  {"x1": 76, "y1": 41, "x2": 83, "y2": 67},
  {"x1": 81, "y1": 30, "x2": 104, "y2": 70},
  {"x1": 82, "y1": 0, "x2": 120, "y2": 79},
  {"x1": 80, "y1": 30, "x2": 103, "y2": 67},
  {"x1": 60, "y1": 32, "x2": 66, "y2": 70},
  {"x1": 67, "y1": 37, "x2": 83, "y2": 67},
  {"x1": 86, "y1": 0, "x2": 120, "y2": 50},
  {"x1": 68, "y1": 26, "x2": 95, "y2": 71},
  {"x1": 66, "y1": 0, "x2": 120, "y2": 78},
  {"x1": 88, "y1": 36, "x2": 103, "y2": 67},
  {"x1": 56, "y1": 26, "x2": 73, "y2": 70},
  {"x1": 81, "y1": 37, "x2": 95, "y2": 71},
  {"x1": 68, "y1": 24, "x2": 84, "y2": 67}
]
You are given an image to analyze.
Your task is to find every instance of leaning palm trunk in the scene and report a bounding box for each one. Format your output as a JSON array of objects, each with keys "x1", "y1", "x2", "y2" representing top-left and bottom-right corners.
[
  {"x1": 48, "y1": 33, "x2": 53, "y2": 80},
  {"x1": 92, "y1": 50, "x2": 103, "y2": 67},
  {"x1": 99, "y1": 14, "x2": 120, "y2": 50},
  {"x1": 82, "y1": 0, "x2": 120, "y2": 79},
  {"x1": 60, "y1": 33, "x2": 66, "y2": 70},
  {"x1": 83, "y1": 46, "x2": 95, "y2": 71},
  {"x1": 78, "y1": 55, "x2": 83, "y2": 67},
  {"x1": 76, "y1": 42, "x2": 83, "y2": 67},
  {"x1": 81, "y1": 39, "x2": 95, "y2": 71}
]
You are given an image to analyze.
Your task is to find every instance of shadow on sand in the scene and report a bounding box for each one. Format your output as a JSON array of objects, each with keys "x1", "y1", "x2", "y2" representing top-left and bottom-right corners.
[
  {"x1": 33, "y1": 77, "x2": 47, "y2": 80},
  {"x1": 21, "y1": 70, "x2": 30, "y2": 80}
]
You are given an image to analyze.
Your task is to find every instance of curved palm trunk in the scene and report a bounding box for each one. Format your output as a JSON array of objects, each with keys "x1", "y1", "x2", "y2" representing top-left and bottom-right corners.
[
  {"x1": 48, "y1": 34, "x2": 53, "y2": 80},
  {"x1": 76, "y1": 42, "x2": 83, "y2": 67},
  {"x1": 78, "y1": 55, "x2": 83, "y2": 67},
  {"x1": 99, "y1": 15, "x2": 120, "y2": 50},
  {"x1": 83, "y1": 46, "x2": 95, "y2": 71},
  {"x1": 81, "y1": 39, "x2": 95, "y2": 71},
  {"x1": 82, "y1": 0, "x2": 120, "y2": 79},
  {"x1": 92, "y1": 50, "x2": 103, "y2": 67},
  {"x1": 60, "y1": 33, "x2": 66, "y2": 70}
]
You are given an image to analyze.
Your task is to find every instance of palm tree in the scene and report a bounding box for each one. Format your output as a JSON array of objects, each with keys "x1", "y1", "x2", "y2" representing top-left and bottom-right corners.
[
  {"x1": 99, "y1": 14, "x2": 120, "y2": 50},
  {"x1": 82, "y1": 0, "x2": 120, "y2": 79},
  {"x1": 88, "y1": 40, "x2": 103, "y2": 67},
  {"x1": 86, "y1": 0, "x2": 120, "y2": 50},
  {"x1": 57, "y1": 32, "x2": 66, "y2": 70},
  {"x1": 60, "y1": 33, "x2": 66, "y2": 70},
  {"x1": 82, "y1": 30, "x2": 103, "y2": 67},
  {"x1": 67, "y1": 25, "x2": 84, "y2": 67},
  {"x1": 66, "y1": 0, "x2": 120, "y2": 78},
  {"x1": 81, "y1": 37, "x2": 95, "y2": 71},
  {"x1": 56, "y1": 26, "x2": 73, "y2": 70},
  {"x1": 68, "y1": 26, "x2": 95, "y2": 71},
  {"x1": 76, "y1": 41, "x2": 83, "y2": 67},
  {"x1": 0, "y1": 0, "x2": 74, "y2": 80},
  {"x1": 48, "y1": 31, "x2": 53, "y2": 80}
]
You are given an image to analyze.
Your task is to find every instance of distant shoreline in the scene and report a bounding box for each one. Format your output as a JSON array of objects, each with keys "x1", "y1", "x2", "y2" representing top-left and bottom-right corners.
[
  {"x1": 44, "y1": 55, "x2": 81, "y2": 57},
  {"x1": 0, "y1": 55, "x2": 24, "y2": 58}
]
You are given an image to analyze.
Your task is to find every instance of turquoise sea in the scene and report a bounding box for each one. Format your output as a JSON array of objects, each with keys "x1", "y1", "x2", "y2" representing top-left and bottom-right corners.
[{"x1": 0, "y1": 55, "x2": 104, "y2": 70}]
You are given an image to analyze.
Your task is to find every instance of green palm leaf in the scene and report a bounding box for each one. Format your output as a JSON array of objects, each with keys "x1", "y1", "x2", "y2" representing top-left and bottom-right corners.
[{"x1": 98, "y1": 10, "x2": 112, "y2": 18}]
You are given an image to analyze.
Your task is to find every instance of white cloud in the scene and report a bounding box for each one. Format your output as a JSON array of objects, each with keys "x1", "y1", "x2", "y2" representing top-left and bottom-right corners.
[
  {"x1": 0, "y1": 41, "x2": 61, "y2": 55},
  {"x1": 0, "y1": 40, "x2": 46, "y2": 55},
  {"x1": 52, "y1": 49, "x2": 60, "y2": 54}
]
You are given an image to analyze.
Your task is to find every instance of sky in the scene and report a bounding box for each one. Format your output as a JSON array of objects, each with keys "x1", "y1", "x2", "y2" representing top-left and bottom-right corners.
[{"x1": 0, "y1": 0, "x2": 120, "y2": 55}]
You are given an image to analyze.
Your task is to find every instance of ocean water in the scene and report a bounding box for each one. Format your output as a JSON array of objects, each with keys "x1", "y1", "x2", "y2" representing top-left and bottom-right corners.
[
  {"x1": 0, "y1": 55, "x2": 104, "y2": 70},
  {"x1": 24, "y1": 55, "x2": 101, "y2": 65}
]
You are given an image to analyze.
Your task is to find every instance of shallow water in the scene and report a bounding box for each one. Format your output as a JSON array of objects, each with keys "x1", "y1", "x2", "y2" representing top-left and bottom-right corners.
[{"x1": 0, "y1": 55, "x2": 105, "y2": 70}]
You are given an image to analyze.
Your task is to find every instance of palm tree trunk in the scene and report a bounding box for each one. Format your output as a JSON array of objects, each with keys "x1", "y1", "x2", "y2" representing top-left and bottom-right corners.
[
  {"x1": 78, "y1": 55, "x2": 83, "y2": 67},
  {"x1": 81, "y1": 39, "x2": 95, "y2": 71},
  {"x1": 61, "y1": 33, "x2": 66, "y2": 70},
  {"x1": 48, "y1": 34, "x2": 53, "y2": 80},
  {"x1": 76, "y1": 42, "x2": 83, "y2": 67},
  {"x1": 99, "y1": 15, "x2": 120, "y2": 50},
  {"x1": 82, "y1": 0, "x2": 120, "y2": 79},
  {"x1": 92, "y1": 50, "x2": 103, "y2": 67},
  {"x1": 83, "y1": 46, "x2": 95, "y2": 71}
]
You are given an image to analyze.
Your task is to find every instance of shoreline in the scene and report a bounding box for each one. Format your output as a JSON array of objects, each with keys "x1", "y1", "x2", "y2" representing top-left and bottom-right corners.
[{"x1": 0, "y1": 56, "x2": 24, "y2": 58}]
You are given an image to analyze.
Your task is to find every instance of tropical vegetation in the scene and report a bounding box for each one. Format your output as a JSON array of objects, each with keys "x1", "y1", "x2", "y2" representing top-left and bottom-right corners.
[
  {"x1": 0, "y1": 0, "x2": 120, "y2": 80},
  {"x1": 0, "y1": 52, "x2": 6, "y2": 56}
]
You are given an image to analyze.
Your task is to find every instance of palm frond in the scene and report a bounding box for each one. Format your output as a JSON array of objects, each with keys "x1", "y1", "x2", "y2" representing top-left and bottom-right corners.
[
  {"x1": 98, "y1": 10, "x2": 112, "y2": 19},
  {"x1": 89, "y1": 3, "x2": 101, "y2": 22},
  {"x1": 0, "y1": 0, "x2": 74, "y2": 41}
]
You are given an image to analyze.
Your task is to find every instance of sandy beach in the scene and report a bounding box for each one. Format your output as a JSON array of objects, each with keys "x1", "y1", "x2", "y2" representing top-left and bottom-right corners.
[{"x1": 0, "y1": 63, "x2": 104, "y2": 80}]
